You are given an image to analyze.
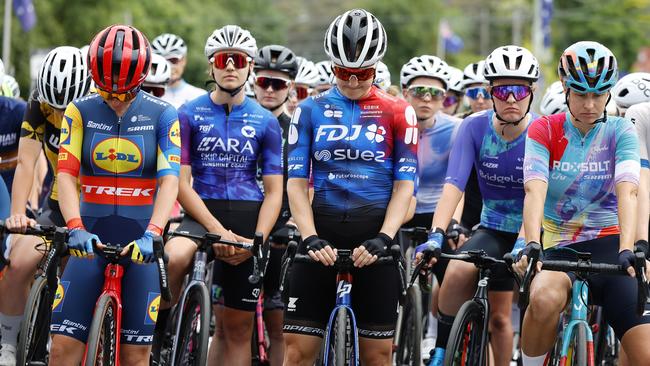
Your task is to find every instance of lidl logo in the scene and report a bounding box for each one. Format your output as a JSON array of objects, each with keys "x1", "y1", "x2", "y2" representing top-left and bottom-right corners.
[
  {"x1": 92, "y1": 138, "x2": 142, "y2": 174},
  {"x1": 60, "y1": 117, "x2": 71, "y2": 145},
  {"x1": 145, "y1": 293, "x2": 161, "y2": 325},
  {"x1": 52, "y1": 281, "x2": 70, "y2": 312},
  {"x1": 169, "y1": 121, "x2": 181, "y2": 147}
]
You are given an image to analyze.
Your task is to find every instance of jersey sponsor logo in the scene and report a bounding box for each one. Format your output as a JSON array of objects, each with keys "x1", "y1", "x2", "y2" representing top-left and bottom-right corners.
[
  {"x1": 93, "y1": 138, "x2": 143, "y2": 174},
  {"x1": 169, "y1": 120, "x2": 181, "y2": 147},
  {"x1": 80, "y1": 176, "x2": 156, "y2": 206},
  {"x1": 0, "y1": 133, "x2": 16, "y2": 146},
  {"x1": 478, "y1": 170, "x2": 524, "y2": 185},
  {"x1": 130, "y1": 114, "x2": 152, "y2": 123},
  {"x1": 144, "y1": 293, "x2": 161, "y2": 325},
  {"x1": 287, "y1": 297, "x2": 298, "y2": 311},
  {"x1": 82, "y1": 185, "x2": 154, "y2": 197},
  {"x1": 399, "y1": 157, "x2": 417, "y2": 164},
  {"x1": 241, "y1": 125, "x2": 256, "y2": 138},
  {"x1": 283, "y1": 324, "x2": 325, "y2": 336},
  {"x1": 314, "y1": 148, "x2": 385, "y2": 162},
  {"x1": 323, "y1": 104, "x2": 343, "y2": 118},
  {"x1": 123, "y1": 334, "x2": 154, "y2": 343},
  {"x1": 404, "y1": 106, "x2": 418, "y2": 145},
  {"x1": 198, "y1": 124, "x2": 213, "y2": 133},
  {"x1": 52, "y1": 280, "x2": 70, "y2": 312},
  {"x1": 358, "y1": 329, "x2": 395, "y2": 338},
  {"x1": 87, "y1": 121, "x2": 113, "y2": 131},
  {"x1": 196, "y1": 136, "x2": 254, "y2": 155},
  {"x1": 551, "y1": 160, "x2": 611, "y2": 173},
  {"x1": 365, "y1": 124, "x2": 386, "y2": 143},
  {"x1": 194, "y1": 115, "x2": 206, "y2": 122},
  {"x1": 60, "y1": 116, "x2": 71, "y2": 145},
  {"x1": 127, "y1": 125, "x2": 155, "y2": 132},
  {"x1": 48, "y1": 134, "x2": 60, "y2": 149},
  {"x1": 169, "y1": 154, "x2": 181, "y2": 164},
  {"x1": 482, "y1": 162, "x2": 498, "y2": 169},
  {"x1": 313, "y1": 150, "x2": 332, "y2": 161},
  {"x1": 336, "y1": 282, "x2": 352, "y2": 298},
  {"x1": 287, "y1": 164, "x2": 303, "y2": 171},
  {"x1": 315, "y1": 125, "x2": 362, "y2": 142},
  {"x1": 328, "y1": 172, "x2": 369, "y2": 180},
  {"x1": 398, "y1": 166, "x2": 417, "y2": 173},
  {"x1": 288, "y1": 107, "x2": 301, "y2": 145}
]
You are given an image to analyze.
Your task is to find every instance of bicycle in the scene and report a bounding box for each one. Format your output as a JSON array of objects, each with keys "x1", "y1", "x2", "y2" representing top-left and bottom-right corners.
[
  {"x1": 517, "y1": 244, "x2": 647, "y2": 366},
  {"x1": 156, "y1": 230, "x2": 267, "y2": 366},
  {"x1": 281, "y1": 241, "x2": 408, "y2": 366},
  {"x1": 84, "y1": 239, "x2": 171, "y2": 365}
]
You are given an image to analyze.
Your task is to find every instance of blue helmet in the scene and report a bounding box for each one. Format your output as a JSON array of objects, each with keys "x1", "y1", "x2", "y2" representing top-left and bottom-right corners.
[{"x1": 558, "y1": 41, "x2": 618, "y2": 94}]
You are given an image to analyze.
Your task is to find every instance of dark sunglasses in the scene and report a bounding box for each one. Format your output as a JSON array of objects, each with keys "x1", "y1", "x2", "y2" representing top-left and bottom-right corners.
[
  {"x1": 292, "y1": 85, "x2": 310, "y2": 100},
  {"x1": 142, "y1": 85, "x2": 166, "y2": 98},
  {"x1": 443, "y1": 94, "x2": 459, "y2": 108},
  {"x1": 407, "y1": 85, "x2": 446, "y2": 100},
  {"x1": 465, "y1": 87, "x2": 490, "y2": 100},
  {"x1": 332, "y1": 66, "x2": 376, "y2": 81},
  {"x1": 255, "y1": 76, "x2": 291, "y2": 91},
  {"x1": 211, "y1": 52, "x2": 250, "y2": 69},
  {"x1": 491, "y1": 85, "x2": 532, "y2": 102}
]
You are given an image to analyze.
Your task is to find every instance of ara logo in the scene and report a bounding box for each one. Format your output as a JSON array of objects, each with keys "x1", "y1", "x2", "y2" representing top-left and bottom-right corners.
[
  {"x1": 241, "y1": 125, "x2": 256, "y2": 138},
  {"x1": 365, "y1": 124, "x2": 386, "y2": 143}
]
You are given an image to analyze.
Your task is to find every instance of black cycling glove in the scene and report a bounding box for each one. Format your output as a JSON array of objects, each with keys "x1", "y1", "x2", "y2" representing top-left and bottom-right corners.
[
  {"x1": 304, "y1": 235, "x2": 332, "y2": 252},
  {"x1": 360, "y1": 233, "x2": 392, "y2": 256},
  {"x1": 618, "y1": 249, "x2": 636, "y2": 271},
  {"x1": 516, "y1": 241, "x2": 544, "y2": 262},
  {"x1": 634, "y1": 240, "x2": 649, "y2": 259}
]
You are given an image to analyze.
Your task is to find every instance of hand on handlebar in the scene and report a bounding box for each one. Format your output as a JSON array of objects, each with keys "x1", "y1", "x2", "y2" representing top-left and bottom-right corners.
[
  {"x1": 353, "y1": 233, "x2": 391, "y2": 268},
  {"x1": 304, "y1": 235, "x2": 337, "y2": 266},
  {"x1": 619, "y1": 249, "x2": 637, "y2": 277},
  {"x1": 414, "y1": 228, "x2": 444, "y2": 267},
  {"x1": 68, "y1": 227, "x2": 100, "y2": 258},
  {"x1": 5, "y1": 214, "x2": 37, "y2": 233},
  {"x1": 512, "y1": 241, "x2": 543, "y2": 277},
  {"x1": 214, "y1": 230, "x2": 253, "y2": 265},
  {"x1": 124, "y1": 230, "x2": 157, "y2": 264},
  {"x1": 211, "y1": 229, "x2": 238, "y2": 258},
  {"x1": 446, "y1": 219, "x2": 470, "y2": 250}
]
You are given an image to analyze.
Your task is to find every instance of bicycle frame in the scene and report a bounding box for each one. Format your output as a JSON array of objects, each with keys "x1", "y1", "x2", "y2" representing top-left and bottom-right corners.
[
  {"x1": 254, "y1": 290, "x2": 269, "y2": 363},
  {"x1": 472, "y1": 268, "x2": 491, "y2": 366},
  {"x1": 558, "y1": 279, "x2": 595, "y2": 365},
  {"x1": 323, "y1": 271, "x2": 359, "y2": 366}
]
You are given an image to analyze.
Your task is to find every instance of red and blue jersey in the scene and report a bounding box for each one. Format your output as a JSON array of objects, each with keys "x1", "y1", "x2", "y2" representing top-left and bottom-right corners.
[
  {"x1": 179, "y1": 94, "x2": 283, "y2": 202},
  {"x1": 288, "y1": 86, "x2": 418, "y2": 218},
  {"x1": 524, "y1": 113, "x2": 640, "y2": 249},
  {"x1": 57, "y1": 92, "x2": 181, "y2": 221}
]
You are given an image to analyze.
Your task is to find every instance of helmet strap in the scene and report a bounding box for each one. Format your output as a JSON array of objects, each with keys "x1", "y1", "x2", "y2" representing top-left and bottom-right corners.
[
  {"x1": 492, "y1": 93, "x2": 533, "y2": 136},
  {"x1": 213, "y1": 69, "x2": 249, "y2": 98}
]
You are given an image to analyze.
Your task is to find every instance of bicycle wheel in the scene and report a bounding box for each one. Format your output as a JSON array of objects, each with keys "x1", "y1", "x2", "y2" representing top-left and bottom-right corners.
[
  {"x1": 568, "y1": 326, "x2": 589, "y2": 366},
  {"x1": 85, "y1": 294, "x2": 118, "y2": 366},
  {"x1": 444, "y1": 300, "x2": 486, "y2": 366},
  {"x1": 16, "y1": 276, "x2": 53, "y2": 365},
  {"x1": 325, "y1": 307, "x2": 351, "y2": 366},
  {"x1": 173, "y1": 284, "x2": 210, "y2": 366},
  {"x1": 395, "y1": 285, "x2": 423, "y2": 366}
]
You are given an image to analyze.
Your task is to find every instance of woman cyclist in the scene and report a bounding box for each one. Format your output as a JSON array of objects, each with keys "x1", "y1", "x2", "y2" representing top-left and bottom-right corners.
[
  {"x1": 514, "y1": 41, "x2": 650, "y2": 366},
  {"x1": 50, "y1": 25, "x2": 180, "y2": 365}
]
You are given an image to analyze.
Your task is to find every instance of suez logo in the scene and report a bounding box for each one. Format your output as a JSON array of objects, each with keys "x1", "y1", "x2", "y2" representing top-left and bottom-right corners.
[{"x1": 314, "y1": 149, "x2": 385, "y2": 162}]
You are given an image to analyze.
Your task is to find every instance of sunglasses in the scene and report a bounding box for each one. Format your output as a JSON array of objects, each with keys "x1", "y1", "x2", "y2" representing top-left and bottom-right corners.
[
  {"x1": 211, "y1": 52, "x2": 251, "y2": 69},
  {"x1": 491, "y1": 85, "x2": 532, "y2": 102},
  {"x1": 166, "y1": 57, "x2": 183, "y2": 65},
  {"x1": 465, "y1": 87, "x2": 490, "y2": 100},
  {"x1": 255, "y1": 76, "x2": 291, "y2": 91},
  {"x1": 407, "y1": 85, "x2": 446, "y2": 100},
  {"x1": 443, "y1": 94, "x2": 459, "y2": 108},
  {"x1": 292, "y1": 85, "x2": 311, "y2": 100},
  {"x1": 332, "y1": 66, "x2": 376, "y2": 81},
  {"x1": 96, "y1": 86, "x2": 140, "y2": 102},
  {"x1": 142, "y1": 85, "x2": 166, "y2": 98}
]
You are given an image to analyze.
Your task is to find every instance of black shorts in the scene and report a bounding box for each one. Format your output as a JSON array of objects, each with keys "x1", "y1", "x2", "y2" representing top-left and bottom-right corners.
[
  {"x1": 176, "y1": 200, "x2": 262, "y2": 312},
  {"x1": 544, "y1": 236, "x2": 650, "y2": 340},
  {"x1": 403, "y1": 212, "x2": 452, "y2": 285},
  {"x1": 36, "y1": 199, "x2": 65, "y2": 226},
  {"x1": 458, "y1": 227, "x2": 517, "y2": 291},
  {"x1": 283, "y1": 215, "x2": 400, "y2": 339}
]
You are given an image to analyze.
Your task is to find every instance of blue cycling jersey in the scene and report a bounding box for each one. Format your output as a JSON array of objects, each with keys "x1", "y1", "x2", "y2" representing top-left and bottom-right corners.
[
  {"x1": 0, "y1": 96, "x2": 27, "y2": 191},
  {"x1": 179, "y1": 94, "x2": 283, "y2": 201},
  {"x1": 288, "y1": 86, "x2": 418, "y2": 218}
]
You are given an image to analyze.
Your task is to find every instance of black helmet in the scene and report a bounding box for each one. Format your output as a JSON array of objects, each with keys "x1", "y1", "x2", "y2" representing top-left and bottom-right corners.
[{"x1": 254, "y1": 45, "x2": 298, "y2": 79}]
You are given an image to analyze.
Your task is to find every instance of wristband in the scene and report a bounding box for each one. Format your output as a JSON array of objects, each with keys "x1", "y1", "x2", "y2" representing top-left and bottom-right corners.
[
  {"x1": 66, "y1": 217, "x2": 84, "y2": 230},
  {"x1": 147, "y1": 223, "x2": 163, "y2": 236}
]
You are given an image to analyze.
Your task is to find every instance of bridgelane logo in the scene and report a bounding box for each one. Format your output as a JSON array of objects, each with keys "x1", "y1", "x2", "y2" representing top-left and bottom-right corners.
[{"x1": 93, "y1": 138, "x2": 142, "y2": 174}]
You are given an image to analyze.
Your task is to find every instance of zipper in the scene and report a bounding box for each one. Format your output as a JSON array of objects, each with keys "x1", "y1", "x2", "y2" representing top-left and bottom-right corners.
[{"x1": 115, "y1": 116, "x2": 121, "y2": 215}]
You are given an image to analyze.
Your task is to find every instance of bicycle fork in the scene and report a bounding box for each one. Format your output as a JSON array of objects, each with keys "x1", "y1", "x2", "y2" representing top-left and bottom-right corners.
[
  {"x1": 323, "y1": 272, "x2": 359, "y2": 366},
  {"x1": 559, "y1": 280, "x2": 595, "y2": 366}
]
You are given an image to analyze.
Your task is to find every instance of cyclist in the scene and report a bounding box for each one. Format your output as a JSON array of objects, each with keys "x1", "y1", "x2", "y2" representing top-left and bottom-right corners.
[
  {"x1": 0, "y1": 46, "x2": 91, "y2": 365},
  {"x1": 0, "y1": 79, "x2": 26, "y2": 194},
  {"x1": 313, "y1": 60, "x2": 334, "y2": 94},
  {"x1": 158, "y1": 25, "x2": 283, "y2": 365},
  {"x1": 141, "y1": 53, "x2": 171, "y2": 98},
  {"x1": 611, "y1": 72, "x2": 650, "y2": 117},
  {"x1": 399, "y1": 54, "x2": 462, "y2": 359},
  {"x1": 252, "y1": 43, "x2": 299, "y2": 365},
  {"x1": 539, "y1": 80, "x2": 568, "y2": 116},
  {"x1": 287, "y1": 57, "x2": 319, "y2": 115},
  {"x1": 151, "y1": 33, "x2": 206, "y2": 108},
  {"x1": 514, "y1": 41, "x2": 650, "y2": 366},
  {"x1": 418, "y1": 45, "x2": 540, "y2": 366},
  {"x1": 284, "y1": 9, "x2": 418, "y2": 365},
  {"x1": 374, "y1": 60, "x2": 391, "y2": 91},
  {"x1": 442, "y1": 66, "x2": 464, "y2": 116},
  {"x1": 49, "y1": 25, "x2": 180, "y2": 365}
]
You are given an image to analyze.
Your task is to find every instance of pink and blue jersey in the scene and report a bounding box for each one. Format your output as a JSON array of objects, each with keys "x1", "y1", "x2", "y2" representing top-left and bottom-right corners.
[
  {"x1": 445, "y1": 110, "x2": 532, "y2": 233},
  {"x1": 179, "y1": 94, "x2": 283, "y2": 202},
  {"x1": 288, "y1": 86, "x2": 418, "y2": 218},
  {"x1": 524, "y1": 113, "x2": 640, "y2": 249}
]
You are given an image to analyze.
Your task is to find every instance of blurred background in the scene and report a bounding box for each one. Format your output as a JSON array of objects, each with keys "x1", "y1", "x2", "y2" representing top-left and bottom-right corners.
[{"x1": 2, "y1": 0, "x2": 650, "y2": 94}]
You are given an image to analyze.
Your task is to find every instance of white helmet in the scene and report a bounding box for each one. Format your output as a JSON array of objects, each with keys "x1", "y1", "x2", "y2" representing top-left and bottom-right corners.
[
  {"x1": 315, "y1": 60, "x2": 334, "y2": 86},
  {"x1": 245, "y1": 71, "x2": 256, "y2": 97},
  {"x1": 540, "y1": 81, "x2": 567, "y2": 115},
  {"x1": 446, "y1": 66, "x2": 464, "y2": 93},
  {"x1": 612, "y1": 72, "x2": 650, "y2": 109},
  {"x1": 374, "y1": 61, "x2": 391, "y2": 91},
  {"x1": 462, "y1": 60, "x2": 488, "y2": 88},
  {"x1": 295, "y1": 57, "x2": 320, "y2": 87},
  {"x1": 484, "y1": 45, "x2": 539, "y2": 82},
  {"x1": 37, "y1": 46, "x2": 91, "y2": 109},
  {"x1": 400, "y1": 55, "x2": 449, "y2": 89},
  {"x1": 144, "y1": 54, "x2": 171, "y2": 86},
  {"x1": 152, "y1": 33, "x2": 188, "y2": 59},
  {"x1": 0, "y1": 75, "x2": 20, "y2": 98},
  {"x1": 205, "y1": 25, "x2": 257, "y2": 59},
  {"x1": 324, "y1": 9, "x2": 387, "y2": 68}
]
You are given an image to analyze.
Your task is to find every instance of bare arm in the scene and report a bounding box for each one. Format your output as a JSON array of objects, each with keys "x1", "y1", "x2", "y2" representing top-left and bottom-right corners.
[
  {"x1": 431, "y1": 183, "x2": 464, "y2": 231},
  {"x1": 58, "y1": 172, "x2": 81, "y2": 223},
  {"x1": 254, "y1": 174, "x2": 283, "y2": 240},
  {"x1": 380, "y1": 180, "x2": 415, "y2": 238},
  {"x1": 617, "y1": 181, "x2": 638, "y2": 252},
  {"x1": 176, "y1": 165, "x2": 228, "y2": 234},
  {"x1": 148, "y1": 175, "x2": 179, "y2": 230},
  {"x1": 287, "y1": 178, "x2": 316, "y2": 238},
  {"x1": 636, "y1": 169, "x2": 649, "y2": 241},
  {"x1": 10, "y1": 138, "x2": 42, "y2": 217},
  {"x1": 522, "y1": 179, "x2": 547, "y2": 244}
]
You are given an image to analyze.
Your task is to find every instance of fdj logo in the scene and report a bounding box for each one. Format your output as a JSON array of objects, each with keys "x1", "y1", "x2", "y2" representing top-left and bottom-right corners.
[
  {"x1": 315, "y1": 125, "x2": 362, "y2": 142},
  {"x1": 92, "y1": 138, "x2": 143, "y2": 174}
]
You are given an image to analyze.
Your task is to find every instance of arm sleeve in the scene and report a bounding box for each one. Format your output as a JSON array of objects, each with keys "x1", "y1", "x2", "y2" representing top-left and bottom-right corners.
[
  {"x1": 392, "y1": 104, "x2": 419, "y2": 181},
  {"x1": 444, "y1": 117, "x2": 478, "y2": 191},
  {"x1": 287, "y1": 104, "x2": 312, "y2": 179},
  {"x1": 524, "y1": 117, "x2": 551, "y2": 184},
  {"x1": 156, "y1": 106, "x2": 182, "y2": 178},
  {"x1": 261, "y1": 116, "x2": 283, "y2": 175},
  {"x1": 179, "y1": 105, "x2": 192, "y2": 165},
  {"x1": 57, "y1": 103, "x2": 83, "y2": 177},
  {"x1": 614, "y1": 117, "x2": 641, "y2": 185},
  {"x1": 20, "y1": 99, "x2": 45, "y2": 142},
  {"x1": 627, "y1": 105, "x2": 649, "y2": 169}
]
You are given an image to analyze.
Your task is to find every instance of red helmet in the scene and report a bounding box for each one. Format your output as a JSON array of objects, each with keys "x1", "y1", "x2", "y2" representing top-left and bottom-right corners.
[{"x1": 89, "y1": 24, "x2": 151, "y2": 93}]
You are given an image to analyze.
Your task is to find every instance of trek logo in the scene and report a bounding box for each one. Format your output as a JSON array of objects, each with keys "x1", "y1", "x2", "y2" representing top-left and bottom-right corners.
[
  {"x1": 123, "y1": 335, "x2": 154, "y2": 343},
  {"x1": 313, "y1": 149, "x2": 385, "y2": 162},
  {"x1": 51, "y1": 324, "x2": 77, "y2": 335},
  {"x1": 196, "y1": 136, "x2": 254, "y2": 155},
  {"x1": 337, "y1": 282, "x2": 352, "y2": 298},
  {"x1": 82, "y1": 185, "x2": 154, "y2": 197}
]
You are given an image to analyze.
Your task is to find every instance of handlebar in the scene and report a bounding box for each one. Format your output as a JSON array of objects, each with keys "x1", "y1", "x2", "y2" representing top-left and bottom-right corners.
[{"x1": 0, "y1": 221, "x2": 70, "y2": 266}]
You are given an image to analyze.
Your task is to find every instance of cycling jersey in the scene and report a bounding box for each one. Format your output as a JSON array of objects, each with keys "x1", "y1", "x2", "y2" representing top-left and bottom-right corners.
[
  {"x1": 524, "y1": 113, "x2": 640, "y2": 249},
  {"x1": 288, "y1": 86, "x2": 418, "y2": 218},
  {"x1": 415, "y1": 112, "x2": 461, "y2": 214},
  {"x1": 0, "y1": 96, "x2": 27, "y2": 191},
  {"x1": 445, "y1": 109, "x2": 533, "y2": 233},
  {"x1": 20, "y1": 90, "x2": 63, "y2": 201},
  {"x1": 626, "y1": 102, "x2": 650, "y2": 169},
  {"x1": 58, "y1": 92, "x2": 181, "y2": 221},
  {"x1": 161, "y1": 79, "x2": 206, "y2": 109},
  {"x1": 179, "y1": 94, "x2": 283, "y2": 201}
]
